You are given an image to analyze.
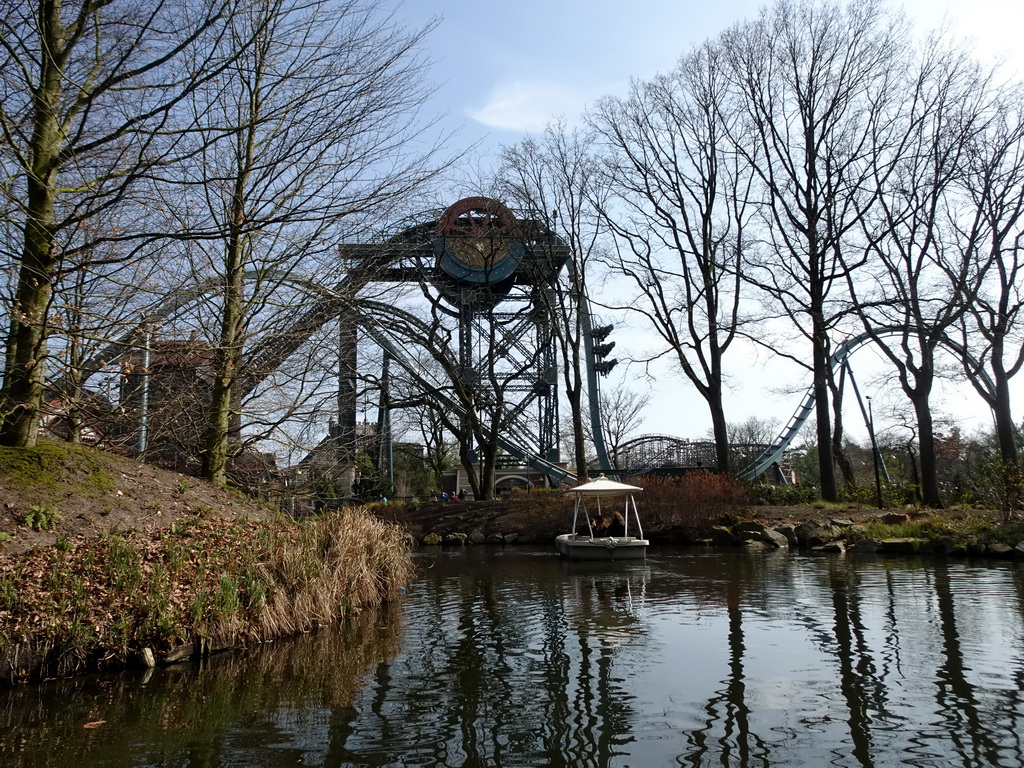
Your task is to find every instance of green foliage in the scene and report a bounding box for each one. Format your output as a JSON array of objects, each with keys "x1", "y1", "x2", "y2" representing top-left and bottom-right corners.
[
  {"x1": 838, "y1": 481, "x2": 919, "y2": 509},
  {"x1": 140, "y1": 563, "x2": 179, "y2": 642},
  {"x1": 0, "y1": 576, "x2": 22, "y2": 614},
  {"x1": 956, "y1": 457, "x2": 1024, "y2": 522},
  {"x1": 190, "y1": 592, "x2": 208, "y2": 628},
  {"x1": 239, "y1": 566, "x2": 269, "y2": 609},
  {"x1": 789, "y1": 445, "x2": 820, "y2": 485},
  {"x1": 214, "y1": 575, "x2": 242, "y2": 619},
  {"x1": 392, "y1": 441, "x2": 450, "y2": 498},
  {"x1": 102, "y1": 534, "x2": 144, "y2": 593},
  {"x1": 748, "y1": 483, "x2": 817, "y2": 506},
  {"x1": 24, "y1": 503, "x2": 62, "y2": 531}
]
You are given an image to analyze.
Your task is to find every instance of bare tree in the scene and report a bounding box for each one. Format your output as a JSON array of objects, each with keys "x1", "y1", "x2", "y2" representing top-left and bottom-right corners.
[
  {"x1": 590, "y1": 40, "x2": 754, "y2": 473},
  {"x1": 394, "y1": 402, "x2": 457, "y2": 494},
  {"x1": 168, "y1": 0, "x2": 444, "y2": 485},
  {"x1": 720, "y1": 0, "x2": 907, "y2": 501},
  {"x1": 0, "y1": 0, "x2": 237, "y2": 447},
  {"x1": 44, "y1": 249, "x2": 167, "y2": 448},
  {"x1": 959, "y1": 87, "x2": 1024, "y2": 468},
  {"x1": 852, "y1": 39, "x2": 995, "y2": 507},
  {"x1": 599, "y1": 382, "x2": 651, "y2": 470},
  {"x1": 497, "y1": 120, "x2": 609, "y2": 477}
]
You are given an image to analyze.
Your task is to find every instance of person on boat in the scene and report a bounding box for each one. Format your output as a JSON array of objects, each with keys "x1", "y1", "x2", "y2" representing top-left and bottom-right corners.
[
  {"x1": 607, "y1": 512, "x2": 626, "y2": 537},
  {"x1": 591, "y1": 517, "x2": 609, "y2": 537}
]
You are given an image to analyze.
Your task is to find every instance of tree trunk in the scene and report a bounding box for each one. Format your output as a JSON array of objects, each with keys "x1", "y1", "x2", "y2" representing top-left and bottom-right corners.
[
  {"x1": 0, "y1": 8, "x2": 63, "y2": 447},
  {"x1": 906, "y1": 442, "x2": 922, "y2": 504},
  {"x1": 568, "y1": 386, "x2": 588, "y2": 481},
  {"x1": 831, "y1": 413, "x2": 857, "y2": 489},
  {"x1": 201, "y1": 331, "x2": 242, "y2": 486},
  {"x1": 990, "y1": 361, "x2": 1019, "y2": 468},
  {"x1": 709, "y1": 393, "x2": 730, "y2": 475},
  {"x1": 910, "y1": 393, "x2": 943, "y2": 508},
  {"x1": 0, "y1": 267, "x2": 52, "y2": 448},
  {"x1": 478, "y1": 441, "x2": 497, "y2": 501},
  {"x1": 201, "y1": 234, "x2": 246, "y2": 485},
  {"x1": 813, "y1": 321, "x2": 838, "y2": 501}
]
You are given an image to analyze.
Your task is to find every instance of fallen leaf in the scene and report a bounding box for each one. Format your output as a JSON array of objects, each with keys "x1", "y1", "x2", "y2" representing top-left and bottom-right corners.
[{"x1": 84, "y1": 720, "x2": 106, "y2": 729}]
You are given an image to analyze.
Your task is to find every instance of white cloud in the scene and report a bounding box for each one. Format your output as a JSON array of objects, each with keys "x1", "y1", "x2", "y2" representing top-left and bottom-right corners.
[{"x1": 467, "y1": 80, "x2": 588, "y2": 133}]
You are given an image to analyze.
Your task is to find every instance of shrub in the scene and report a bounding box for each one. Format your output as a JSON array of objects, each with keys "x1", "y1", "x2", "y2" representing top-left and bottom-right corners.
[
  {"x1": 839, "y1": 481, "x2": 919, "y2": 509},
  {"x1": 748, "y1": 483, "x2": 817, "y2": 506},
  {"x1": 958, "y1": 459, "x2": 1024, "y2": 523},
  {"x1": 637, "y1": 472, "x2": 749, "y2": 530},
  {"x1": 483, "y1": 488, "x2": 572, "y2": 534}
]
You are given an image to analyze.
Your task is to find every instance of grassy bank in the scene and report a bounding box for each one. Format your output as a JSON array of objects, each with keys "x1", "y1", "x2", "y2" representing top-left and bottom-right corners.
[{"x1": 0, "y1": 507, "x2": 414, "y2": 685}]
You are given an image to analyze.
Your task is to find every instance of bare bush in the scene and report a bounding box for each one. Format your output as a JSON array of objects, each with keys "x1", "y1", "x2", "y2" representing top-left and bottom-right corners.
[{"x1": 637, "y1": 472, "x2": 749, "y2": 530}]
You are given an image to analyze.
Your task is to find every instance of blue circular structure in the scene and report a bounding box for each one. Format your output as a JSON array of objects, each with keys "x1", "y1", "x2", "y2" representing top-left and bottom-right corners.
[{"x1": 432, "y1": 197, "x2": 525, "y2": 285}]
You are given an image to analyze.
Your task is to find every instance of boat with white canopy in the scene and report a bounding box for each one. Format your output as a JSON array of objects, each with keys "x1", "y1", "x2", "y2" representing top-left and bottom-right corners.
[{"x1": 555, "y1": 475, "x2": 648, "y2": 561}]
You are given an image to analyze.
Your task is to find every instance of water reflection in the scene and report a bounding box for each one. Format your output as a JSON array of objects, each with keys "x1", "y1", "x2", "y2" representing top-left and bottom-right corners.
[
  {"x1": 325, "y1": 552, "x2": 653, "y2": 767},
  {"x1": 0, "y1": 603, "x2": 403, "y2": 767},
  {"x1": 2, "y1": 547, "x2": 1024, "y2": 767}
]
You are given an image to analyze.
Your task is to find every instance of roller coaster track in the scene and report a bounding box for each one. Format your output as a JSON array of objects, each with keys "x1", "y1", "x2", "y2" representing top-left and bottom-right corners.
[
  {"x1": 61, "y1": 266, "x2": 576, "y2": 486},
  {"x1": 737, "y1": 327, "x2": 994, "y2": 482},
  {"x1": 611, "y1": 434, "x2": 721, "y2": 477},
  {"x1": 356, "y1": 300, "x2": 575, "y2": 485}
]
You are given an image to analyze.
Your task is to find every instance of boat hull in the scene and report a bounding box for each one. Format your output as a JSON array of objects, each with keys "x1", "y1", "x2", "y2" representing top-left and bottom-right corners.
[{"x1": 554, "y1": 534, "x2": 648, "y2": 561}]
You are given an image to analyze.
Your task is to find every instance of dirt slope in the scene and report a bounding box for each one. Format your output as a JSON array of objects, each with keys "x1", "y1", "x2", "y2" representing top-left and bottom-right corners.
[{"x1": 0, "y1": 441, "x2": 273, "y2": 555}]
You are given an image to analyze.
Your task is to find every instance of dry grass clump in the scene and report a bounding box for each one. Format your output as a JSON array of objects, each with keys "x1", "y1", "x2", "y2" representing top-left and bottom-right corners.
[
  {"x1": 0, "y1": 507, "x2": 414, "y2": 684},
  {"x1": 255, "y1": 509, "x2": 414, "y2": 639}
]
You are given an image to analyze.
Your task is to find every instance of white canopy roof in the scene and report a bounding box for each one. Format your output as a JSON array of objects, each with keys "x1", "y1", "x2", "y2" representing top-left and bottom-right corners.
[{"x1": 564, "y1": 475, "x2": 643, "y2": 496}]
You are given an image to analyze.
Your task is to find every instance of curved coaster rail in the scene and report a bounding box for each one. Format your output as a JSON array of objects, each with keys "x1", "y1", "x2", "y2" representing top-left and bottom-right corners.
[{"x1": 738, "y1": 327, "x2": 995, "y2": 482}]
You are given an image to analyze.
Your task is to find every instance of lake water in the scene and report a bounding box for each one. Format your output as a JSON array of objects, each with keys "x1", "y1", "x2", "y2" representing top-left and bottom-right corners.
[{"x1": 2, "y1": 545, "x2": 1023, "y2": 767}]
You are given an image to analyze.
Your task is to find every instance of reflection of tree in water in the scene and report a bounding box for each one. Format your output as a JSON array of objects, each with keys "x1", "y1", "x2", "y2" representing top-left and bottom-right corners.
[
  {"x1": 931, "y1": 563, "x2": 1002, "y2": 765},
  {"x1": 0, "y1": 603, "x2": 404, "y2": 768},
  {"x1": 11, "y1": 552, "x2": 1024, "y2": 766},
  {"x1": 556, "y1": 565, "x2": 651, "y2": 766},
  {"x1": 820, "y1": 560, "x2": 1015, "y2": 766},
  {"x1": 683, "y1": 558, "x2": 770, "y2": 767},
  {"x1": 1000, "y1": 567, "x2": 1024, "y2": 758},
  {"x1": 677, "y1": 554, "x2": 1024, "y2": 767},
  {"x1": 324, "y1": 556, "x2": 653, "y2": 767},
  {"x1": 826, "y1": 558, "x2": 885, "y2": 767}
]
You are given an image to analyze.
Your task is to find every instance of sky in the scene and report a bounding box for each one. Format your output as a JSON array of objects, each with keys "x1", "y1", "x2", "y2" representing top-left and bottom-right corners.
[{"x1": 390, "y1": 0, "x2": 1024, "y2": 448}]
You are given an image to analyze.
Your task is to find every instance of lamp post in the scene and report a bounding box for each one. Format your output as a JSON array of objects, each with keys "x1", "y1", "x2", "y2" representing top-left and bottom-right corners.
[{"x1": 867, "y1": 396, "x2": 882, "y2": 509}]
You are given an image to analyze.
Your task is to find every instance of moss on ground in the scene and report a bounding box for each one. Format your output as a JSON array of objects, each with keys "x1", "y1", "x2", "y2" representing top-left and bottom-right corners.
[
  {"x1": 0, "y1": 442, "x2": 116, "y2": 502},
  {"x1": 854, "y1": 513, "x2": 1024, "y2": 548}
]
